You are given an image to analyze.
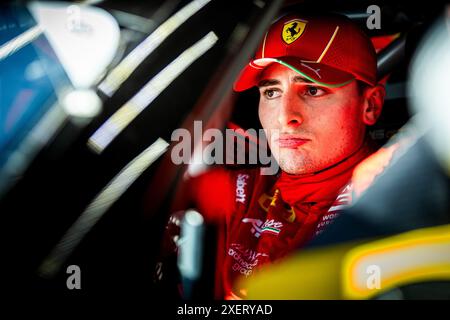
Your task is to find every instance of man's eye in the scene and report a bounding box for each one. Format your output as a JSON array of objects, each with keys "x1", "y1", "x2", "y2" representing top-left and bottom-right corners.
[
  {"x1": 306, "y1": 86, "x2": 326, "y2": 96},
  {"x1": 263, "y1": 89, "x2": 281, "y2": 99}
]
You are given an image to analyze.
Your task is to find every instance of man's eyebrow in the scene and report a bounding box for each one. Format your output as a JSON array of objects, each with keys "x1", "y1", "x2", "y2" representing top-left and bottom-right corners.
[
  {"x1": 258, "y1": 76, "x2": 314, "y2": 87},
  {"x1": 293, "y1": 76, "x2": 313, "y2": 83},
  {"x1": 258, "y1": 79, "x2": 280, "y2": 87}
]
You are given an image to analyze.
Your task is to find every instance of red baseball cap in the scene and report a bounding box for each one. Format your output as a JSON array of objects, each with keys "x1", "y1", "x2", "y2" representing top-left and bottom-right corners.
[{"x1": 234, "y1": 14, "x2": 377, "y2": 91}]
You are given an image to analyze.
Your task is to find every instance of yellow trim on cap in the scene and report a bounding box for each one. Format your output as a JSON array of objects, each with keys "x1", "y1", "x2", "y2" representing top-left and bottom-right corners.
[
  {"x1": 317, "y1": 26, "x2": 339, "y2": 63},
  {"x1": 261, "y1": 31, "x2": 268, "y2": 58}
]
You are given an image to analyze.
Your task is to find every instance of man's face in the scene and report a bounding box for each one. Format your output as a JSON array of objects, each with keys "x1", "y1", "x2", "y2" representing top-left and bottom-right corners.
[{"x1": 258, "y1": 63, "x2": 367, "y2": 175}]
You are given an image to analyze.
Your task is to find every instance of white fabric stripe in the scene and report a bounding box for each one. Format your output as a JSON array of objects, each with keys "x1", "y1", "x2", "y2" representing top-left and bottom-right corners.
[{"x1": 328, "y1": 204, "x2": 349, "y2": 212}]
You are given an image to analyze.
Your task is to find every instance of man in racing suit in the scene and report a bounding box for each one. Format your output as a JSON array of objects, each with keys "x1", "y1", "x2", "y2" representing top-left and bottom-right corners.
[{"x1": 158, "y1": 13, "x2": 386, "y2": 300}]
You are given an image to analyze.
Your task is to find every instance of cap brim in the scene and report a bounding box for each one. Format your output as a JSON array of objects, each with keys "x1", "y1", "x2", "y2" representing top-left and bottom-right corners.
[{"x1": 233, "y1": 57, "x2": 355, "y2": 92}]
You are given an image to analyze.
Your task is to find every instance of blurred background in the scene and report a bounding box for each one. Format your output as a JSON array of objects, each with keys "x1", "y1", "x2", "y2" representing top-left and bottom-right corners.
[{"x1": 1, "y1": 0, "x2": 449, "y2": 299}]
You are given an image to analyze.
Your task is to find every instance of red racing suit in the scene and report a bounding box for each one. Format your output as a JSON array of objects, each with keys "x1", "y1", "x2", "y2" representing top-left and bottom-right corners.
[{"x1": 165, "y1": 142, "x2": 374, "y2": 299}]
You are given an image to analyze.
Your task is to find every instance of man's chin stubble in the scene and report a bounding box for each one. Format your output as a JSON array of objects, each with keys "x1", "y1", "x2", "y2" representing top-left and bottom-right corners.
[{"x1": 278, "y1": 157, "x2": 315, "y2": 175}]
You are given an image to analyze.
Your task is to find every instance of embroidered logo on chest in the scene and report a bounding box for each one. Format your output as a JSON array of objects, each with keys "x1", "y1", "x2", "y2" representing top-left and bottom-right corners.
[{"x1": 242, "y1": 218, "x2": 283, "y2": 238}]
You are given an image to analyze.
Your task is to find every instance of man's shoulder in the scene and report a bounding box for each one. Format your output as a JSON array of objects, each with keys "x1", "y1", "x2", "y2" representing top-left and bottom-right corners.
[
  {"x1": 190, "y1": 166, "x2": 265, "y2": 185},
  {"x1": 188, "y1": 166, "x2": 275, "y2": 220}
]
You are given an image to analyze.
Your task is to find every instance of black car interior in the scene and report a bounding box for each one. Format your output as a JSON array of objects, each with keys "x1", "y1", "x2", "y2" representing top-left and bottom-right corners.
[{"x1": 1, "y1": 0, "x2": 448, "y2": 299}]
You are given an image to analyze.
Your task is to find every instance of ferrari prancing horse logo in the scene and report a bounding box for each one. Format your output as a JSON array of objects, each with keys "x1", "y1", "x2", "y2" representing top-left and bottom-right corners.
[{"x1": 282, "y1": 19, "x2": 307, "y2": 44}]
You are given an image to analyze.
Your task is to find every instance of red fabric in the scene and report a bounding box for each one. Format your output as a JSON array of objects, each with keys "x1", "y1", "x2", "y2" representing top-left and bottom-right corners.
[
  {"x1": 234, "y1": 13, "x2": 377, "y2": 91},
  {"x1": 186, "y1": 143, "x2": 373, "y2": 299},
  {"x1": 371, "y1": 34, "x2": 400, "y2": 53},
  {"x1": 276, "y1": 143, "x2": 372, "y2": 206}
]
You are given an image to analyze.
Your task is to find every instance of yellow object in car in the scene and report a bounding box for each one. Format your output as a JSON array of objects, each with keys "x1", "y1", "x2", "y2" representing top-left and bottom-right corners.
[{"x1": 240, "y1": 224, "x2": 450, "y2": 299}]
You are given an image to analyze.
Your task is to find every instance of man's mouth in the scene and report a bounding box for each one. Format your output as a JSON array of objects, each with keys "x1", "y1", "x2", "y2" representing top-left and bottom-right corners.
[{"x1": 276, "y1": 136, "x2": 310, "y2": 149}]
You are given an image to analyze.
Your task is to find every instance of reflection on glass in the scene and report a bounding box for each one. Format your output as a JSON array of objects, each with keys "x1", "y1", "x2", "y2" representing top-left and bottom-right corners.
[
  {"x1": 88, "y1": 31, "x2": 219, "y2": 154},
  {"x1": 99, "y1": 0, "x2": 212, "y2": 96},
  {"x1": 39, "y1": 137, "x2": 170, "y2": 278}
]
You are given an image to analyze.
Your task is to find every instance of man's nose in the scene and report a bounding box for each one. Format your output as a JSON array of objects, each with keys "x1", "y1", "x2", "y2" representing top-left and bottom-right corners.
[{"x1": 277, "y1": 93, "x2": 303, "y2": 128}]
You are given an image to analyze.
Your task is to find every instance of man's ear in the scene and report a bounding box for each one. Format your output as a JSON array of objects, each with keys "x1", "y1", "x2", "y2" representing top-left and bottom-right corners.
[{"x1": 362, "y1": 84, "x2": 385, "y2": 126}]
